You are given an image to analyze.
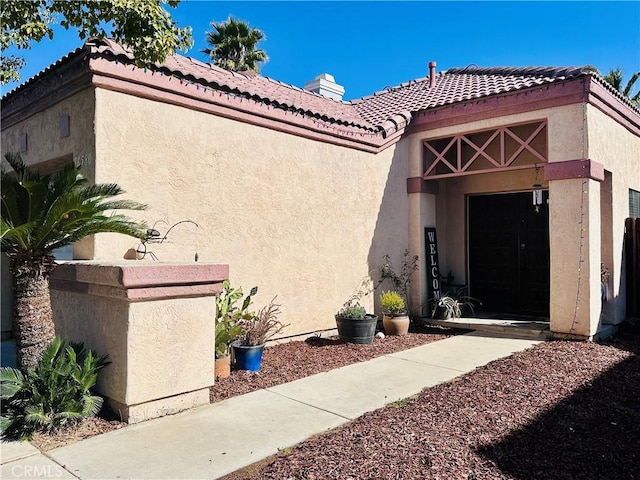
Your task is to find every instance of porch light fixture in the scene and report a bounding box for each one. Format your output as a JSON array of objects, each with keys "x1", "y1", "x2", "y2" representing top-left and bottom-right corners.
[
  {"x1": 533, "y1": 186, "x2": 543, "y2": 207},
  {"x1": 532, "y1": 167, "x2": 543, "y2": 212}
]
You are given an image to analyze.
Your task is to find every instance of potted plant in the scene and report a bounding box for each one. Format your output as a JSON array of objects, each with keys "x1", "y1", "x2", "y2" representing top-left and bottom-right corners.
[
  {"x1": 232, "y1": 297, "x2": 288, "y2": 372},
  {"x1": 335, "y1": 304, "x2": 378, "y2": 344},
  {"x1": 214, "y1": 280, "x2": 258, "y2": 379},
  {"x1": 335, "y1": 277, "x2": 378, "y2": 344},
  {"x1": 379, "y1": 290, "x2": 410, "y2": 336},
  {"x1": 430, "y1": 287, "x2": 479, "y2": 320},
  {"x1": 377, "y1": 250, "x2": 419, "y2": 321}
]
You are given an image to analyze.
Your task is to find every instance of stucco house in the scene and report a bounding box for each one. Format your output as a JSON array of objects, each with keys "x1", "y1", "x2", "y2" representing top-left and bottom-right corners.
[{"x1": 2, "y1": 38, "x2": 639, "y2": 342}]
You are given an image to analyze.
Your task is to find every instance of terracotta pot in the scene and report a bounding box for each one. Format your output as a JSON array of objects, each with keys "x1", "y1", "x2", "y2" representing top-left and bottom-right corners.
[
  {"x1": 214, "y1": 355, "x2": 231, "y2": 379},
  {"x1": 383, "y1": 314, "x2": 410, "y2": 336}
]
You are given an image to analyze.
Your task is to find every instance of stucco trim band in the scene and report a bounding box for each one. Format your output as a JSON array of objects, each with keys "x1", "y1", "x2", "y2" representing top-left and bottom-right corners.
[
  {"x1": 407, "y1": 177, "x2": 439, "y2": 194},
  {"x1": 544, "y1": 159, "x2": 605, "y2": 182},
  {"x1": 50, "y1": 262, "x2": 229, "y2": 301}
]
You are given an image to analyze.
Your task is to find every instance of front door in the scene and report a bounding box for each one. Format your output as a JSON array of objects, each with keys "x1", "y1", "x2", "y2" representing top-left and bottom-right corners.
[{"x1": 468, "y1": 192, "x2": 549, "y2": 315}]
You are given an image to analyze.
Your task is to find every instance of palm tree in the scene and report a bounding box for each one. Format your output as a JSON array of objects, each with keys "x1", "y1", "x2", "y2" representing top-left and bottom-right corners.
[
  {"x1": 202, "y1": 16, "x2": 268, "y2": 72},
  {"x1": 1, "y1": 153, "x2": 146, "y2": 372},
  {"x1": 603, "y1": 67, "x2": 640, "y2": 106}
]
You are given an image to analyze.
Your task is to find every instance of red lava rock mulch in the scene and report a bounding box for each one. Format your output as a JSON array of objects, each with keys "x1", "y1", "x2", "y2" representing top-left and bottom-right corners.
[
  {"x1": 221, "y1": 325, "x2": 640, "y2": 480},
  {"x1": 210, "y1": 325, "x2": 463, "y2": 403}
]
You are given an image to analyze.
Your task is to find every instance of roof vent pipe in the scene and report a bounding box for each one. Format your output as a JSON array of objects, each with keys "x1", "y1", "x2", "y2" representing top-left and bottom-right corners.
[{"x1": 429, "y1": 61, "x2": 437, "y2": 88}]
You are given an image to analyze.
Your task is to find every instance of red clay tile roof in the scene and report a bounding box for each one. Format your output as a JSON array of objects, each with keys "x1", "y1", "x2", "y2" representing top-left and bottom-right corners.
[
  {"x1": 352, "y1": 66, "x2": 602, "y2": 125},
  {"x1": 4, "y1": 38, "x2": 638, "y2": 135}
]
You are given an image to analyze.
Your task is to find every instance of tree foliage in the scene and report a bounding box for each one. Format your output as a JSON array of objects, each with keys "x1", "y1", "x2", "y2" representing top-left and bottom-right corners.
[
  {"x1": 0, "y1": 0, "x2": 193, "y2": 84},
  {"x1": 603, "y1": 67, "x2": 640, "y2": 106},
  {"x1": 202, "y1": 16, "x2": 268, "y2": 72}
]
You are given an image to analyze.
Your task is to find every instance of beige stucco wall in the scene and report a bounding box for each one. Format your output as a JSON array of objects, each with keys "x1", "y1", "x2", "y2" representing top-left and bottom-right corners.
[
  {"x1": 549, "y1": 178, "x2": 603, "y2": 336},
  {"x1": 0, "y1": 88, "x2": 96, "y2": 177},
  {"x1": 586, "y1": 105, "x2": 640, "y2": 325},
  {"x1": 52, "y1": 293, "x2": 215, "y2": 403},
  {"x1": 1, "y1": 89, "x2": 97, "y2": 335},
  {"x1": 90, "y1": 88, "x2": 408, "y2": 337}
]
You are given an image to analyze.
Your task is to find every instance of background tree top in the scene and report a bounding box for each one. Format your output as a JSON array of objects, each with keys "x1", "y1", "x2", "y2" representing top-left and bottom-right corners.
[{"x1": 1, "y1": 0, "x2": 193, "y2": 85}]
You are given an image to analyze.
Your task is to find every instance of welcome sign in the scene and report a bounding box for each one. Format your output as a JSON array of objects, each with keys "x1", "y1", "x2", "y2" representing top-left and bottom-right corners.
[{"x1": 425, "y1": 227, "x2": 441, "y2": 301}]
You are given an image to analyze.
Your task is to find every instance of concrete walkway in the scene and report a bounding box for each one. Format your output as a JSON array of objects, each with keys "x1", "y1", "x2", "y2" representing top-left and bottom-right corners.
[{"x1": 0, "y1": 331, "x2": 542, "y2": 479}]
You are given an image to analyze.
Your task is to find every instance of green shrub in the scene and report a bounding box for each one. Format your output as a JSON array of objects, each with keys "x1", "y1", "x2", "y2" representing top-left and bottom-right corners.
[
  {"x1": 0, "y1": 337, "x2": 109, "y2": 440},
  {"x1": 336, "y1": 304, "x2": 367, "y2": 319},
  {"x1": 379, "y1": 290, "x2": 406, "y2": 315},
  {"x1": 214, "y1": 280, "x2": 258, "y2": 358}
]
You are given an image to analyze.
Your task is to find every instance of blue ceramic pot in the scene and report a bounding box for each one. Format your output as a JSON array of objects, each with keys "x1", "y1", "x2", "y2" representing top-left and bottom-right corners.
[{"x1": 232, "y1": 344, "x2": 265, "y2": 371}]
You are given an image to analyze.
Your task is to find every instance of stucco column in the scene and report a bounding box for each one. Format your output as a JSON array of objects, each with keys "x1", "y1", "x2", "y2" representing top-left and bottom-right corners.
[
  {"x1": 407, "y1": 136, "x2": 437, "y2": 317},
  {"x1": 547, "y1": 160, "x2": 604, "y2": 338},
  {"x1": 50, "y1": 262, "x2": 228, "y2": 423}
]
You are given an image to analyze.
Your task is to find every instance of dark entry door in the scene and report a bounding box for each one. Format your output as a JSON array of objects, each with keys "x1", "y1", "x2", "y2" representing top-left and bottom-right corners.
[{"x1": 468, "y1": 192, "x2": 549, "y2": 315}]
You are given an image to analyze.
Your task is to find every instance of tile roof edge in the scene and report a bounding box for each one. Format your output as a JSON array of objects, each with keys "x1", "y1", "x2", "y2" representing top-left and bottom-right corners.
[
  {"x1": 84, "y1": 56, "x2": 393, "y2": 150},
  {"x1": 85, "y1": 38, "x2": 372, "y2": 128},
  {"x1": 1, "y1": 46, "x2": 88, "y2": 100},
  {"x1": 588, "y1": 72, "x2": 640, "y2": 114},
  {"x1": 445, "y1": 65, "x2": 598, "y2": 78}
]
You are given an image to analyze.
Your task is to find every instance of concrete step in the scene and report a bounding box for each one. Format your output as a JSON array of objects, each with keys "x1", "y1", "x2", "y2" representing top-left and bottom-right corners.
[{"x1": 428, "y1": 317, "x2": 552, "y2": 339}]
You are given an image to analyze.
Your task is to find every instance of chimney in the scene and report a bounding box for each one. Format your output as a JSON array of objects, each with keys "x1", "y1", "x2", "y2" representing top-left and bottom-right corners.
[
  {"x1": 429, "y1": 61, "x2": 437, "y2": 88},
  {"x1": 303, "y1": 73, "x2": 345, "y2": 101}
]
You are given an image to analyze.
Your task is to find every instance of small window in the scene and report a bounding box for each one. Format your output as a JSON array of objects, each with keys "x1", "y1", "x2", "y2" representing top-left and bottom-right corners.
[
  {"x1": 630, "y1": 189, "x2": 640, "y2": 218},
  {"x1": 53, "y1": 245, "x2": 73, "y2": 261}
]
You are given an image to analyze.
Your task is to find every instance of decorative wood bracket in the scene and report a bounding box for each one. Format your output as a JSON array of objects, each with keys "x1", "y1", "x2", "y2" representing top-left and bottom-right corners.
[{"x1": 423, "y1": 121, "x2": 548, "y2": 179}]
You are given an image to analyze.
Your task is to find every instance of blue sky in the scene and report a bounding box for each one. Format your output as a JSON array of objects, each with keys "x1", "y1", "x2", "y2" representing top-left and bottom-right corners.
[{"x1": 3, "y1": 1, "x2": 639, "y2": 100}]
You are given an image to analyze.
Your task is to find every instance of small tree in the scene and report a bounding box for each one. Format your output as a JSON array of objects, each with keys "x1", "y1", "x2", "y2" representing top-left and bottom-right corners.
[
  {"x1": 202, "y1": 16, "x2": 268, "y2": 72},
  {"x1": 1, "y1": 153, "x2": 147, "y2": 371}
]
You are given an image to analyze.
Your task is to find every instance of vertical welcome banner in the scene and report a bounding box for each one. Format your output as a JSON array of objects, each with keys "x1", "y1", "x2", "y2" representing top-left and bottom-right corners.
[{"x1": 425, "y1": 227, "x2": 441, "y2": 301}]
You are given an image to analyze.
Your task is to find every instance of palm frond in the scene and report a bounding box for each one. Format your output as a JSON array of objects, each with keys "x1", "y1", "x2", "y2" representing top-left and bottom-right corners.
[
  {"x1": 81, "y1": 394, "x2": 104, "y2": 417},
  {"x1": 623, "y1": 71, "x2": 640, "y2": 98},
  {"x1": 2, "y1": 153, "x2": 146, "y2": 256},
  {"x1": 1, "y1": 219, "x2": 35, "y2": 251},
  {"x1": 0, "y1": 367, "x2": 25, "y2": 399},
  {"x1": 23, "y1": 408, "x2": 50, "y2": 428},
  {"x1": 40, "y1": 337, "x2": 64, "y2": 368}
]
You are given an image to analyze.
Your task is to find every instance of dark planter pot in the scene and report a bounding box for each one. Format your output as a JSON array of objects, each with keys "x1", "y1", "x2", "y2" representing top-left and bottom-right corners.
[
  {"x1": 335, "y1": 314, "x2": 378, "y2": 344},
  {"x1": 232, "y1": 344, "x2": 265, "y2": 372}
]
